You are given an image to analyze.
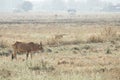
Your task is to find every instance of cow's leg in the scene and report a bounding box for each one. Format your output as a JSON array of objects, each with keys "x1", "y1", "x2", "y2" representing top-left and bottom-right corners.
[
  {"x1": 26, "y1": 53, "x2": 29, "y2": 60},
  {"x1": 12, "y1": 50, "x2": 17, "y2": 60}
]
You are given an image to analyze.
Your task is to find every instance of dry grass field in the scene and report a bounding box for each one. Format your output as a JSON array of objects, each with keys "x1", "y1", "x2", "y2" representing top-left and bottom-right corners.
[{"x1": 0, "y1": 12, "x2": 120, "y2": 80}]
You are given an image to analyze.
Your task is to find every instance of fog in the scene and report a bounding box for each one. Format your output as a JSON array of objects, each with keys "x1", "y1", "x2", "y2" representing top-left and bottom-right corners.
[{"x1": 0, "y1": 0, "x2": 120, "y2": 12}]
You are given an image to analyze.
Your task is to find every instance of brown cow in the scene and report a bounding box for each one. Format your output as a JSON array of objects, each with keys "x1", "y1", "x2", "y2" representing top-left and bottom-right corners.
[{"x1": 12, "y1": 41, "x2": 44, "y2": 60}]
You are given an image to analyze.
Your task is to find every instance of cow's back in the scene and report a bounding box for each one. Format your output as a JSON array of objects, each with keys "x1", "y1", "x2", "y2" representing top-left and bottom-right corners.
[{"x1": 12, "y1": 42, "x2": 31, "y2": 53}]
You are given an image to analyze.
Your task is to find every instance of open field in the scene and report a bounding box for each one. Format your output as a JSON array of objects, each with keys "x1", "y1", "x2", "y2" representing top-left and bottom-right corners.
[{"x1": 0, "y1": 13, "x2": 120, "y2": 80}]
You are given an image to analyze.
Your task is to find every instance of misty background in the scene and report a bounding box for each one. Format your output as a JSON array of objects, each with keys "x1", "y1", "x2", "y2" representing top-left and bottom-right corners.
[{"x1": 0, "y1": 0, "x2": 120, "y2": 12}]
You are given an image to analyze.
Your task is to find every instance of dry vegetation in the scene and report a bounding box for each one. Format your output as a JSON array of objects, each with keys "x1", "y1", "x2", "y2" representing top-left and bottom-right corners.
[{"x1": 0, "y1": 12, "x2": 120, "y2": 80}]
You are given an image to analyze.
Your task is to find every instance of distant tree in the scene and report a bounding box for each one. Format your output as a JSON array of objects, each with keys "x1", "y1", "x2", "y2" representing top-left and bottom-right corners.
[
  {"x1": 21, "y1": 1, "x2": 33, "y2": 12},
  {"x1": 67, "y1": 9, "x2": 76, "y2": 15}
]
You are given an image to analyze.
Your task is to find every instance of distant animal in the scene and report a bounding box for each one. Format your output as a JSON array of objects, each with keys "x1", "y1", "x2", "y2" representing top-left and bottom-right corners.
[
  {"x1": 11, "y1": 41, "x2": 44, "y2": 60},
  {"x1": 55, "y1": 34, "x2": 66, "y2": 39}
]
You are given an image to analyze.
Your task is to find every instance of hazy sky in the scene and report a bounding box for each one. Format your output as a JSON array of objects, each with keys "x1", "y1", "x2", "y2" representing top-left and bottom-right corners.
[
  {"x1": 28, "y1": 0, "x2": 120, "y2": 4},
  {"x1": 0, "y1": 0, "x2": 120, "y2": 12},
  {"x1": 103, "y1": 0, "x2": 120, "y2": 4},
  {"x1": 24, "y1": 0, "x2": 120, "y2": 12}
]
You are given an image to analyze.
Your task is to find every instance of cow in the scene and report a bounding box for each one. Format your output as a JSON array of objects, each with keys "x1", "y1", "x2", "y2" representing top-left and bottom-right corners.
[{"x1": 11, "y1": 41, "x2": 44, "y2": 60}]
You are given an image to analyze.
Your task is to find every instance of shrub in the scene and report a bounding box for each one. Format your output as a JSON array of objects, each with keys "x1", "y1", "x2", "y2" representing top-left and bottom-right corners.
[
  {"x1": 47, "y1": 35, "x2": 63, "y2": 46},
  {"x1": 106, "y1": 48, "x2": 112, "y2": 54},
  {"x1": 101, "y1": 27, "x2": 117, "y2": 41},
  {"x1": 87, "y1": 34, "x2": 104, "y2": 43},
  {"x1": 87, "y1": 27, "x2": 118, "y2": 43},
  {"x1": 0, "y1": 41, "x2": 8, "y2": 48}
]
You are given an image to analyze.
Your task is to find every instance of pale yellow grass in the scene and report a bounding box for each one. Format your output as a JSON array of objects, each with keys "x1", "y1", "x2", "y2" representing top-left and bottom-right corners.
[
  {"x1": 0, "y1": 13, "x2": 120, "y2": 80},
  {"x1": 0, "y1": 24, "x2": 119, "y2": 46},
  {"x1": 0, "y1": 53, "x2": 120, "y2": 80}
]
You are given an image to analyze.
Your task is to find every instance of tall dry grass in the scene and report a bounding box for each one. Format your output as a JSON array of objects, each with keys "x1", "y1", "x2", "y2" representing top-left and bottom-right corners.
[{"x1": 87, "y1": 27, "x2": 118, "y2": 43}]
